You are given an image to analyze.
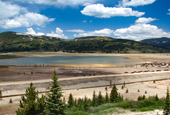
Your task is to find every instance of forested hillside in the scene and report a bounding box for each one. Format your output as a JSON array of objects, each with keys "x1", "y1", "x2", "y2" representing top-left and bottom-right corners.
[
  {"x1": 140, "y1": 37, "x2": 170, "y2": 50},
  {"x1": 0, "y1": 31, "x2": 169, "y2": 53}
]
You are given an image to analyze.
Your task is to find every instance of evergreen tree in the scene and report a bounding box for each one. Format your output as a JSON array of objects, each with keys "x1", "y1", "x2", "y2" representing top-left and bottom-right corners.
[
  {"x1": 84, "y1": 96, "x2": 90, "y2": 111},
  {"x1": 77, "y1": 98, "x2": 84, "y2": 111},
  {"x1": 68, "y1": 93, "x2": 74, "y2": 107},
  {"x1": 16, "y1": 83, "x2": 45, "y2": 115},
  {"x1": 37, "y1": 95, "x2": 46, "y2": 115},
  {"x1": 110, "y1": 84, "x2": 118, "y2": 103},
  {"x1": 92, "y1": 91, "x2": 97, "y2": 106},
  {"x1": 74, "y1": 98, "x2": 77, "y2": 107},
  {"x1": 97, "y1": 91, "x2": 104, "y2": 105},
  {"x1": 155, "y1": 94, "x2": 159, "y2": 101},
  {"x1": 164, "y1": 87, "x2": 170, "y2": 115},
  {"x1": 105, "y1": 92, "x2": 109, "y2": 103},
  {"x1": 118, "y1": 93, "x2": 123, "y2": 102},
  {"x1": 44, "y1": 70, "x2": 65, "y2": 115},
  {"x1": 88, "y1": 98, "x2": 92, "y2": 106}
]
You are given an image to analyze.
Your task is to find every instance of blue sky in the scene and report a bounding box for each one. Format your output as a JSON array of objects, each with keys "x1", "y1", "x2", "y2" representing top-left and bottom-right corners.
[{"x1": 0, "y1": 0, "x2": 170, "y2": 41}]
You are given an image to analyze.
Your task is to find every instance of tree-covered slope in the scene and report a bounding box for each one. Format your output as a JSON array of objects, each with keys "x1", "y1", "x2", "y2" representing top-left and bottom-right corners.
[
  {"x1": 0, "y1": 31, "x2": 169, "y2": 53},
  {"x1": 140, "y1": 37, "x2": 170, "y2": 50}
]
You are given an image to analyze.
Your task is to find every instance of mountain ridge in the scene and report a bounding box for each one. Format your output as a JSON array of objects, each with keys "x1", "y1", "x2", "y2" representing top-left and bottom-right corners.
[{"x1": 0, "y1": 31, "x2": 169, "y2": 53}]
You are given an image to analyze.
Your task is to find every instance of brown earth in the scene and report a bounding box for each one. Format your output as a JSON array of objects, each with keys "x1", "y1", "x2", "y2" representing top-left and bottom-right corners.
[{"x1": 0, "y1": 52, "x2": 170, "y2": 115}]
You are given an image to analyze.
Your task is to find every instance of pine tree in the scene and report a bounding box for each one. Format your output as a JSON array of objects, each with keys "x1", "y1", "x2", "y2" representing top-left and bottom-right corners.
[
  {"x1": 97, "y1": 91, "x2": 104, "y2": 105},
  {"x1": 164, "y1": 87, "x2": 170, "y2": 115},
  {"x1": 84, "y1": 95, "x2": 90, "y2": 111},
  {"x1": 68, "y1": 93, "x2": 74, "y2": 107},
  {"x1": 118, "y1": 93, "x2": 123, "y2": 102},
  {"x1": 88, "y1": 98, "x2": 92, "y2": 106},
  {"x1": 77, "y1": 98, "x2": 84, "y2": 110},
  {"x1": 110, "y1": 84, "x2": 118, "y2": 103},
  {"x1": 16, "y1": 82, "x2": 45, "y2": 115},
  {"x1": 44, "y1": 70, "x2": 66, "y2": 115},
  {"x1": 92, "y1": 91, "x2": 97, "y2": 106},
  {"x1": 37, "y1": 95, "x2": 46, "y2": 114},
  {"x1": 74, "y1": 98, "x2": 77, "y2": 107},
  {"x1": 105, "y1": 92, "x2": 109, "y2": 103},
  {"x1": 155, "y1": 94, "x2": 159, "y2": 101}
]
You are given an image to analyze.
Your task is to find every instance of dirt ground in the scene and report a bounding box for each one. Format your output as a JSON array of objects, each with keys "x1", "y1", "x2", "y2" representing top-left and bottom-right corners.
[
  {"x1": 0, "y1": 52, "x2": 170, "y2": 115},
  {"x1": 0, "y1": 79, "x2": 169, "y2": 115}
]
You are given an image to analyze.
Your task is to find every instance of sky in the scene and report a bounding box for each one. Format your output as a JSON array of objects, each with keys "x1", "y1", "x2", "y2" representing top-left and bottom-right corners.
[{"x1": 0, "y1": 0, "x2": 170, "y2": 41}]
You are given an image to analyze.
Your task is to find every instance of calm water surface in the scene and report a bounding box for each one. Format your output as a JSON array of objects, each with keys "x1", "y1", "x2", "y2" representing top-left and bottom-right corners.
[{"x1": 0, "y1": 56, "x2": 138, "y2": 65}]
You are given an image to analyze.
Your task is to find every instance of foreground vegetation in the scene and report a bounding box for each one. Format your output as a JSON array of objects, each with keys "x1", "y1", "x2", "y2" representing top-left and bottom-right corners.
[
  {"x1": 0, "y1": 31, "x2": 170, "y2": 53},
  {"x1": 15, "y1": 70, "x2": 170, "y2": 115}
]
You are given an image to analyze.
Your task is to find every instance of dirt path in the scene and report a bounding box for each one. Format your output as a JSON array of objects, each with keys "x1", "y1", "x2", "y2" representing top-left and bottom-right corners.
[{"x1": 1, "y1": 71, "x2": 170, "y2": 86}]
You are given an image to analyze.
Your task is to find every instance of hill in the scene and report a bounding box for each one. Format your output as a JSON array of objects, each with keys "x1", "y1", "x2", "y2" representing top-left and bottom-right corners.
[
  {"x1": 0, "y1": 31, "x2": 170, "y2": 53},
  {"x1": 140, "y1": 37, "x2": 170, "y2": 50}
]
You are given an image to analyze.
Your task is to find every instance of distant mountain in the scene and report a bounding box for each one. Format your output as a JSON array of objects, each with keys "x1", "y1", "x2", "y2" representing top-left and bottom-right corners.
[
  {"x1": 0, "y1": 31, "x2": 170, "y2": 53},
  {"x1": 140, "y1": 37, "x2": 170, "y2": 49}
]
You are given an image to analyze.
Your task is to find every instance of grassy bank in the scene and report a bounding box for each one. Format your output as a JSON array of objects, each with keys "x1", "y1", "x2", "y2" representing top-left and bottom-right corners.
[{"x1": 0, "y1": 54, "x2": 24, "y2": 59}]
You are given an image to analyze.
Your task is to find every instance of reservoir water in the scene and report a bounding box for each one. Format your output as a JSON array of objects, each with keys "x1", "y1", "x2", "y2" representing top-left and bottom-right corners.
[{"x1": 0, "y1": 56, "x2": 139, "y2": 65}]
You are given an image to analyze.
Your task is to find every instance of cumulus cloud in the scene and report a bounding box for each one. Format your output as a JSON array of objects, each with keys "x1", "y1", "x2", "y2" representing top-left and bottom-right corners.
[
  {"x1": 25, "y1": 28, "x2": 45, "y2": 36},
  {"x1": 0, "y1": 1, "x2": 55, "y2": 29},
  {"x1": 113, "y1": 17, "x2": 170, "y2": 40},
  {"x1": 47, "y1": 28, "x2": 68, "y2": 39},
  {"x1": 66, "y1": 29, "x2": 85, "y2": 33},
  {"x1": 135, "y1": 17, "x2": 157, "y2": 24},
  {"x1": 119, "y1": 0, "x2": 156, "y2": 7},
  {"x1": 114, "y1": 23, "x2": 170, "y2": 41},
  {"x1": 168, "y1": 9, "x2": 170, "y2": 15},
  {"x1": 0, "y1": 1, "x2": 27, "y2": 19},
  {"x1": 81, "y1": 4, "x2": 145, "y2": 18},
  {"x1": 74, "y1": 28, "x2": 114, "y2": 37},
  {"x1": 8, "y1": 0, "x2": 100, "y2": 7},
  {"x1": 0, "y1": 12, "x2": 55, "y2": 29}
]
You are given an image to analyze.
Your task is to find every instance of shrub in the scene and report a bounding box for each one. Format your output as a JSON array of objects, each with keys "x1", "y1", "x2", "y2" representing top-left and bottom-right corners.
[
  {"x1": 9, "y1": 98, "x2": 13, "y2": 103},
  {"x1": 126, "y1": 89, "x2": 128, "y2": 93}
]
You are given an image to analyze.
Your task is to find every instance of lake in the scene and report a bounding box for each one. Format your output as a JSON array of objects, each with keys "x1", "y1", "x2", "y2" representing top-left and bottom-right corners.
[{"x1": 0, "y1": 56, "x2": 139, "y2": 65}]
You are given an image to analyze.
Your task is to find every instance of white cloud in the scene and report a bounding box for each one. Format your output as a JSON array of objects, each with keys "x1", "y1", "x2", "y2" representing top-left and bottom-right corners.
[
  {"x1": 135, "y1": 17, "x2": 157, "y2": 24},
  {"x1": 23, "y1": 27, "x2": 68, "y2": 39},
  {"x1": 10, "y1": 0, "x2": 100, "y2": 7},
  {"x1": 26, "y1": 28, "x2": 36, "y2": 35},
  {"x1": 25, "y1": 28, "x2": 45, "y2": 36},
  {"x1": 114, "y1": 23, "x2": 170, "y2": 41},
  {"x1": 0, "y1": 12, "x2": 55, "y2": 29},
  {"x1": 47, "y1": 28, "x2": 68, "y2": 39},
  {"x1": 119, "y1": 0, "x2": 156, "y2": 7},
  {"x1": 168, "y1": 9, "x2": 170, "y2": 15},
  {"x1": 67, "y1": 29, "x2": 85, "y2": 33},
  {"x1": 81, "y1": 4, "x2": 145, "y2": 18},
  {"x1": 0, "y1": 1, "x2": 27, "y2": 19},
  {"x1": 82, "y1": 20, "x2": 87, "y2": 23},
  {"x1": 0, "y1": 1, "x2": 55, "y2": 29},
  {"x1": 74, "y1": 28, "x2": 114, "y2": 37},
  {"x1": 56, "y1": 28, "x2": 63, "y2": 34}
]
